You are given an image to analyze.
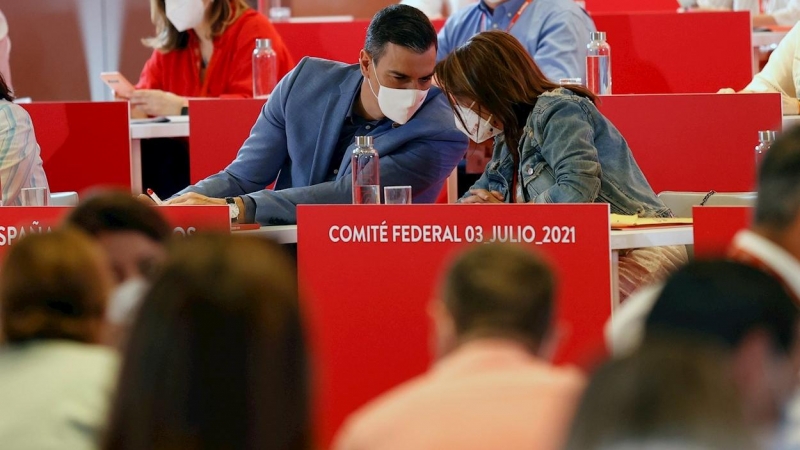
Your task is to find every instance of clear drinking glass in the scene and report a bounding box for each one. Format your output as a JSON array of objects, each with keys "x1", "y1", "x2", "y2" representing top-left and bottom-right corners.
[
  {"x1": 20, "y1": 187, "x2": 49, "y2": 206},
  {"x1": 384, "y1": 186, "x2": 412, "y2": 205}
]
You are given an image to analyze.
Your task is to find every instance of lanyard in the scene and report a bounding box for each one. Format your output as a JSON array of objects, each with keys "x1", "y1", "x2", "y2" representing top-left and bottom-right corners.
[{"x1": 481, "y1": 0, "x2": 534, "y2": 33}]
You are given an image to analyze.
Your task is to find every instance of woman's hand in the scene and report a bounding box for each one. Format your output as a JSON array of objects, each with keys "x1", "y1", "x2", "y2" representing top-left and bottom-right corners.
[
  {"x1": 460, "y1": 189, "x2": 504, "y2": 204},
  {"x1": 129, "y1": 89, "x2": 186, "y2": 116}
]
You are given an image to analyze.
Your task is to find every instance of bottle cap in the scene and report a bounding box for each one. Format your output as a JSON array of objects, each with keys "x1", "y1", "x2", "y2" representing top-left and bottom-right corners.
[
  {"x1": 255, "y1": 38, "x2": 272, "y2": 50},
  {"x1": 758, "y1": 130, "x2": 777, "y2": 142},
  {"x1": 590, "y1": 31, "x2": 606, "y2": 42},
  {"x1": 355, "y1": 135, "x2": 373, "y2": 147}
]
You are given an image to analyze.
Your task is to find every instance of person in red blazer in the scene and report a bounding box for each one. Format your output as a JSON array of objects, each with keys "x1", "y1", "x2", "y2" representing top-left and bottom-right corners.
[{"x1": 132, "y1": 0, "x2": 294, "y2": 117}]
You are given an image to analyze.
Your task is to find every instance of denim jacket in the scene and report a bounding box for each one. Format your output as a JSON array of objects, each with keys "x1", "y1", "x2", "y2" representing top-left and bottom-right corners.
[{"x1": 462, "y1": 88, "x2": 671, "y2": 218}]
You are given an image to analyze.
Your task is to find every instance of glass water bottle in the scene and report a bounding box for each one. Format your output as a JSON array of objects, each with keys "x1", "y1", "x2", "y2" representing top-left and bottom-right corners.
[
  {"x1": 352, "y1": 136, "x2": 380, "y2": 204},
  {"x1": 252, "y1": 38, "x2": 277, "y2": 99},
  {"x1": 586, "y1": 31, "x2": 612, "y2": 95}
]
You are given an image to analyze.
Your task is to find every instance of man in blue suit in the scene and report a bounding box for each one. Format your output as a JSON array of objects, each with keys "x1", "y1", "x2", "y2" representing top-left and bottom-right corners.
[{"x1": 164, "y1": 5, "x2": 468, "y2": 225}]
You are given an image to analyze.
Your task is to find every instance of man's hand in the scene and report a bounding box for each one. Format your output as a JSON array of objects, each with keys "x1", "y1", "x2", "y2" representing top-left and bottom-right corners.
[
  {"x1": 165, "y1": 192, "x2": 226, "y2": 206},
  {"x1": 129, "y1": 89, "x2": 186, "y2": 116},
  {"x1": 460, "y1": 189, "x2": 505, "y2": 204}
]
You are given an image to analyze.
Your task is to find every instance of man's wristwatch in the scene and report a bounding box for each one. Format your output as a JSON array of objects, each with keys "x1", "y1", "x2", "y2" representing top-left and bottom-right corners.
[{"x1": 225, "y1": 197, "x2": 240, "y2": 222}]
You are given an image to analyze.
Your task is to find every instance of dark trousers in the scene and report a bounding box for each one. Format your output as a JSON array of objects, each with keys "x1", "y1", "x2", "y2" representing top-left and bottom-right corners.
[{"x1": 140, "y1": 138, "x2": 190, "y2": 198}]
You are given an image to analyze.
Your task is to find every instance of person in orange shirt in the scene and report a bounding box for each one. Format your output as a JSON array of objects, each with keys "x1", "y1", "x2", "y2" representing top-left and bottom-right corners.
[
  {"x1": 132, "y1": 0, "x2": 294, "y2": 117},
  {"x1": 333, "y1": 243, "x2": 586, "y2": 450}
]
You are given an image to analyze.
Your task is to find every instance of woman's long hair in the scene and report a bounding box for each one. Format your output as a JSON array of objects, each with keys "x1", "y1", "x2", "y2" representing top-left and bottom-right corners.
[
  {"x1": 103, "y1": 234, "x2": 310, "y2": 450},
  {"x1": 435, "y1": 30, "x2": 597, "y2": 157},
  {"x1": 0, "y1": 72, "x2": 13, "y2": 101},
  {"x1": 144, "y1": 0, "x2": 251, "y2": 52}
]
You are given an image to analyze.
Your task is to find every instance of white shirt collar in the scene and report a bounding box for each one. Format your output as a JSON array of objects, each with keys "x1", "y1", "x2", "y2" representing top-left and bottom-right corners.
[{"x1": 733, "y1": 229, "x2": 800, "y2": 298}]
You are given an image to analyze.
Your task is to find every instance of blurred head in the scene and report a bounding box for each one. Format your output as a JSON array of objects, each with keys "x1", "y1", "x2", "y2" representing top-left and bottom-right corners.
[
  {"x1": 0, "y1": 229, "x2": 113, "y2": 344},
  {"x1": 359, "y1": 5, "x2": 438, "y2": 123},
  {"x1": 565, "y1": 338, "x2": 754, "y2": 450},
  {"x1": 754, "y1": 126, "x2": 800, "y2": 258},
  {"x1": 645, "y1": 260, "x2": 800, "y2": 428},
  {"x1": 145, "y1": 0, "x2": 250, "y2": 51},
  {"x1": 0, "y1": 71, "x2": 12, "y2": 101},
  {"x1": 103, "y1": 233, "x2": 308, "y2": 450},
  {"x1": 432, "y1": 243, "x2": 555, "y2": 357},
  {"x1": 435, "y1": 31, "x2": 596, "y2": 153},
  {"x1": 65, "y1": 191, "x2": 170, "y2": 286}
]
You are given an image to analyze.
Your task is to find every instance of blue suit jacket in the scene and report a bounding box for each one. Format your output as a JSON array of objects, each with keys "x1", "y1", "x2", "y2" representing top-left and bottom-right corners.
[{"x1": 176, "y1": 57, "x2": 468, "y2": 225}]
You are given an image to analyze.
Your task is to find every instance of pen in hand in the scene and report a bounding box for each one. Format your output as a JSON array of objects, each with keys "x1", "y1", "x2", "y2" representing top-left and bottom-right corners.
[{"x1": 146, "y1": 188, "x2": 164, "y2": 205}]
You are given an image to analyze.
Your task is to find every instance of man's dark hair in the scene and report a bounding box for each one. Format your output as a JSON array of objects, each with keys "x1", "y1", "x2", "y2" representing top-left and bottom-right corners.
[
  {"x1": 755, "y1": 125, "x2": 800, "y2": 230},
  {"x1": 646, "y1": 260, "x2": 799, "y2": 354},
  {"x1": 0, "y1": 72, "x2": 13, "y2": 102},
  {"x1": 442, "y1": 243, "x2": 555, "y2": 348},
  {"x1": 64, "y1": 190, "x2": 171, "y2": 243},
  {"x1": 364, "y1": 4, "x2": 438, "y2": 64}
]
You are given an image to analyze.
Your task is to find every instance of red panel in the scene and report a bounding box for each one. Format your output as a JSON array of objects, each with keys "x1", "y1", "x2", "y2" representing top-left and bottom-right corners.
[
  {"x1": 188, "y1": 98, "x2": 266, "y2": 184},
  {"x1": 591, "y1": 12, "x2": 752, "y2": 93},
  {"x1": 693, "y1": 205, "x2": 752, "y2": 258},
  {"x1": 273, "y1": 19, "x2": 445, "y2": 63},
  {"x1": 598, "y1": 93, "x2": 782, "y2": 193},
  {"x1": 21, "y1": 102, "x2": 131, "y2": 195},
  {"x1": 585, "y1": 0, "x2": 677, "y2": 13},
  {"x1": 298, "y1": 204, "x2": 611, "y2": 447}
]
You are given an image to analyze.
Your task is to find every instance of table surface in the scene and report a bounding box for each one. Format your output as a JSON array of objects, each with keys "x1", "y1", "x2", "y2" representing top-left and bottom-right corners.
[
  {"x1": 753, "y1": 30, "x2": 789, "y2": 48},
  {"x1": 610, "y1": 225, "x2": 694, "y2": 250},
  {"x1": 130, "y1": 116, "x2": 189, "y2": 139},
  {"x1": 238, "y1": 224, "x2": 694, "y2": 249},
  {"x1": 784, "y1": 114, "x2": 800, "y2": 131},
  {"x1": 234, "y1": 225, "x2": 298, "y2": 244}
]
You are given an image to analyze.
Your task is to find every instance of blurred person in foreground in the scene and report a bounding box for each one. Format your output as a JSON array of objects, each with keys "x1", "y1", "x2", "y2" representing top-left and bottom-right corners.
[
  {"x1": 565, "y1": 338, "x2": 756, "y2": 450},
  {"x1": 0, "y1": 72, "x2": 49, "y2": 205},
  {"x1": 333, "y1": 243, "x2": 585, "y2": 450},
  {"x1": 644, "y1": 260, "x2": 800, "y2": 447},
  {"x1": 64, "y1": 191, "x2": 171, "y2": 344},
  {"x1": 608, "y1": 125, "x2": 800, "y2": 354},
  {"x1": 435, "y1": 31, "x2": 686, "y2": 300},
  {"x1": 0, "y1": 229, "x2": 118, "y2": 450},
  {"x1": 103, "y1": 233, "x2": 308, "y2": 450}
]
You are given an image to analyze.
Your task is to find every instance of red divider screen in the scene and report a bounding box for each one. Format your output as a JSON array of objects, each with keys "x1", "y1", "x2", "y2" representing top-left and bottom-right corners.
[
  {"x1": 592, "y1": 11, "x2": 752, "y2": 94},
  {"x1": 188, "y1": 98, "x2": 266, "y2": 184},
  {"x1": 693, "y1": 205, "x2": 752, "y2": 258},
  {"x1": 22, "y1": 102, "x2": 131, "y2": 195},
  {"x1": 298, "y1": 203, "x2": 612, "y2": 447},
  {"x1": 273, "y1": 20, "x2": 445, "y2": 64},
  {"x1": 585, "y1": 0, "x2": 678, "y2": 13},
  {"x1": 598, "y1": 93, "x2": 782, "y2": 193}
]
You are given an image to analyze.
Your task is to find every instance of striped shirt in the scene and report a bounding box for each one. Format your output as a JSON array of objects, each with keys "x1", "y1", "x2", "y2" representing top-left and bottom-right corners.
[{"x1": 0, "y1": 100, "x2": 49, "y2": 206}]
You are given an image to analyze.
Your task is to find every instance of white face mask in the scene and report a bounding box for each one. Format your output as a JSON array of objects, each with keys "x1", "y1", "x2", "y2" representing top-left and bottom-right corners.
[
  {"x1": 366, "y1": 62, "x2": 429, "y2": 125},
  {"x1": 454, "y1": 102, "x2": 501, "y2": 143},
  {"x1": 165, "y1": 0, "x2": 206, "y2": 32},
  {"x1": 107, "y1": 277, "x2": 150, "y2": 325}
]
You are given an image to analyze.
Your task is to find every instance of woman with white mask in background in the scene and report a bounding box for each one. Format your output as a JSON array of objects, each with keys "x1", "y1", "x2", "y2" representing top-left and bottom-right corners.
[
  {"x1": 64, "y1": 191, "x2": 172, "y2": 348},
  {"x1": 436, "y1": 31, "x2": 687, "y2": 300},
  {"x1": 132, "y1": 0, "x2": 294, "y2": 117}
]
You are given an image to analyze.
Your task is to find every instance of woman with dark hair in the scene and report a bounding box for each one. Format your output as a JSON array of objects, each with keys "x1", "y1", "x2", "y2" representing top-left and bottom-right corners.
[
  {"x1": 103, "y1": 234, "x2": 309, "y2": 450},
  {"x1": 0, "y1": 229, "x2": 118, "y2": 449},
  {"x1": 435, "y1": 30, "x2": 686, "y2": 299},
  {"x1": 0, "y1": 72, "x2": 49, "y2": 205},
  {"x1": 564, "y1": 339, "x2": 755, "y2": 450},
  {"x1": 132, "y1": 0, "x2": 294, "y2": 117}
]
